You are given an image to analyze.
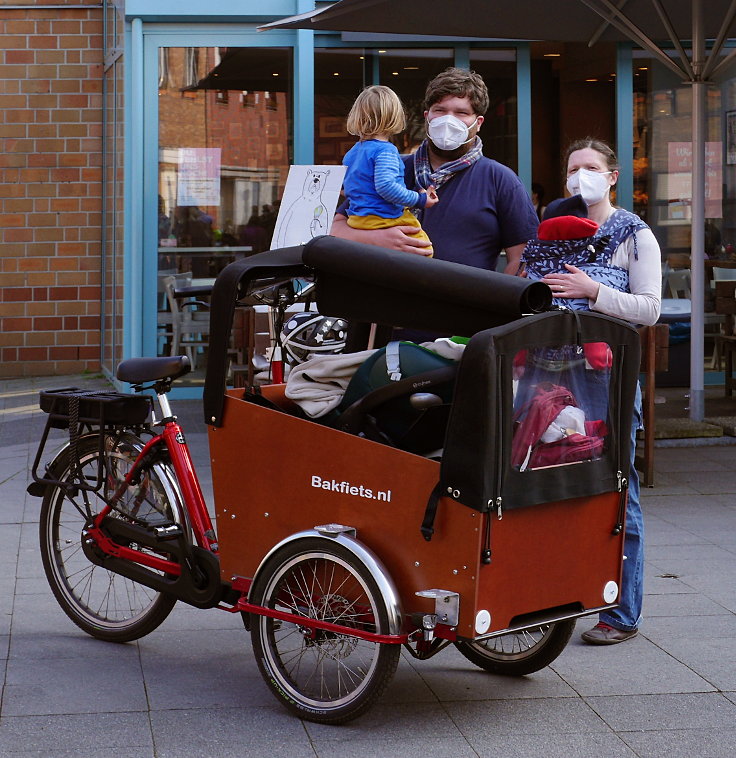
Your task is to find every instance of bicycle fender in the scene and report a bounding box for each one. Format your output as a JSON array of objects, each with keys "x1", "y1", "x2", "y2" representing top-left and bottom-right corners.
[
  {"x1": 26, "y1": 432, "x2": 101, "y2": 497},
  {"x1": 250, "y1": 528, "x2": 404, "y2": 636}
]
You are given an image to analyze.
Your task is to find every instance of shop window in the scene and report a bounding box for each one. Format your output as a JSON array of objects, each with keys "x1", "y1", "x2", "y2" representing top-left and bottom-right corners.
[
  {"x1": 633, "y1": 55, "x2": 726, "y2": 263},
  {"x1": 157, "y1": 47, "x2": 292, "y2": 380}
]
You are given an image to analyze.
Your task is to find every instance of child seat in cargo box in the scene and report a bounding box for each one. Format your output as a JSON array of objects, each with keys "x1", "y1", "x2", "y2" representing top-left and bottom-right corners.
[{"x1": 332, "y1": 341, "x2": 457, "y2": 454}]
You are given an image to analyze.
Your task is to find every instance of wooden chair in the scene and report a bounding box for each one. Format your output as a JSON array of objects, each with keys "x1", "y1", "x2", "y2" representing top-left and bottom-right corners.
[
  {"x1": 667, "y1": 269, "x2": 691, "y2": 299},
  {"x1": 162, "y1": 274, "x2": 211, "y2": 368},
  {"x1": 157, "y1": 271, "x2": 188, "y2": 355},
  {"x1": 635, "y1": 324, "x2": 669, "y2": 487}
]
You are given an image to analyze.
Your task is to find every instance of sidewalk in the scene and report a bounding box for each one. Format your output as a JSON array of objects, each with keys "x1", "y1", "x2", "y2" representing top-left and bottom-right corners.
[{"x1": 1, "y1": 374, "x2": 735, "y2": 758}]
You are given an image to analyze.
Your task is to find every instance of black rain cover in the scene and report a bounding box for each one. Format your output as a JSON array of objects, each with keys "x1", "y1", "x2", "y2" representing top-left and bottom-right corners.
[{"x1": 439, "y1": 310, "x2": 641, "y2": 513}]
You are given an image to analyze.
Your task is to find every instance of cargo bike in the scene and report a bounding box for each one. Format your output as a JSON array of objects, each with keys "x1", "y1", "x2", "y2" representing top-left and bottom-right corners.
[{"x1": 29, "y1": 237, "x2": 641, "y2": 723}]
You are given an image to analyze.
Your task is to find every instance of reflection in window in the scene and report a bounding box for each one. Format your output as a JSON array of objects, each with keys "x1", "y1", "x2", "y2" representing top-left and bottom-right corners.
[
  {"x1": 511, "y1": 343, "x2": 610, "y2": 471},
  {"x1": 469, "y1": 49, "x2": 518, "y2": 171},
  {"x1": 313, "y1": 47, "x2": 454, "y2": 165},
  {"x1": 183, "y1": 48, "x2": 199, "y2": 89},
  {"x1": 377, "y1": 48, "x2": 453, "y2": 154},
  {"x1": 633, "y1": 55, "x2": 726, "y2": 263},
  {"x1": 158, "y1": 48, "x2": 169, "y2": 90}
]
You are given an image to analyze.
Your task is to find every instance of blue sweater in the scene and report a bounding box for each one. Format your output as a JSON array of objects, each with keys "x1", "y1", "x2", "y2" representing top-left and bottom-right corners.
[{"x1": 342, "y1": 139, "x2": 427, "y2": 219}]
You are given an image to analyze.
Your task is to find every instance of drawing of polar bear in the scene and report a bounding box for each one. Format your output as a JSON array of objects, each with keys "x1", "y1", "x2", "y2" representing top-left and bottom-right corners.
[{"x1": 274, "y1": 169, "x2": 331, "y2": 248}]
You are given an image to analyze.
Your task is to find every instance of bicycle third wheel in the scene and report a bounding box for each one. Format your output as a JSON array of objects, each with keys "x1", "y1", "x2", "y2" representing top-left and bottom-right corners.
[
  {"x1": 39, "y1": 433, "x2": 182, "y2": 643},
  {"x1": 454, "y1": 618, "x2": 576, "y2": 676},
  {"x1": 249, "y1": 538, "x2": 401, "y2": 724}
]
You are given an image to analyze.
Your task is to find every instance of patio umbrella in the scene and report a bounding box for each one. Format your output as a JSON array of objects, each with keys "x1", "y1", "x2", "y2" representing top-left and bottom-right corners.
[{"x1": 263, "y1": 0, "x2": 736, "y2": 421}]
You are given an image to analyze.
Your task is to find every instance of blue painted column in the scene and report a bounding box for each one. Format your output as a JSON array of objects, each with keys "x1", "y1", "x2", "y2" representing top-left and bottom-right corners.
[
  {"x1": 293, "y1": 23, "x2": 315, "y2": 164},
  {"x1": 516, "y1": 43, "x2": 532, "y2": 189},
  {"x1": 125, "y1": 17, "x2": 145, "y2": 358},
  {"x1": 616, "y1": 43, "x2": 634, "y2": 211}
]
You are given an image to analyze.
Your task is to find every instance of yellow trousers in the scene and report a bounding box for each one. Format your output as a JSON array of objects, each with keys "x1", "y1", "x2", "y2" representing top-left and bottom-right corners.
[{"x1": 347, "y1": 208, "x2": 433, "y2": 254}]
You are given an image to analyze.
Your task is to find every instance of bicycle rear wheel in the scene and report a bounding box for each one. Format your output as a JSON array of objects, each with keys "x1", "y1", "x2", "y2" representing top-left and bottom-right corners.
[
  {"x1": 250, "y1": 538, "x2": 401, "y2": 724},
  {"x1": 39, "y1": 433, "x2": 181, "y2": 642},
  {"x1": 455, "y1": 618, "x2": 575, "y2": 676}
]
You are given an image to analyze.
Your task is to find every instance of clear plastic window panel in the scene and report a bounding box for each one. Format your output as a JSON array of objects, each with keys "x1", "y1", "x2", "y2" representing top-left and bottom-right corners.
[{"x1": 511, "y1": 342, "x2": 611, "y2": 471}]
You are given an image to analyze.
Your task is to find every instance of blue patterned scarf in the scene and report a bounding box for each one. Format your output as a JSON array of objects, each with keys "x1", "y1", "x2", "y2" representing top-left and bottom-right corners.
[{"x1": 413, "y1": 137, "x2": 484, "y2": 190}]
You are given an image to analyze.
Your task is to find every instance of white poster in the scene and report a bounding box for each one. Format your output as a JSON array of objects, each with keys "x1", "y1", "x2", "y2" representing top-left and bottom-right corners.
[
  {"x1": 271, "y1": 164, "x2": 347, "y2": 249},
  {"x1": 666, "y1": 142, "x2": 723, "y2": 218},
  {"x1": 177, "y1": 147, "x2": 221, "y2": 207}
]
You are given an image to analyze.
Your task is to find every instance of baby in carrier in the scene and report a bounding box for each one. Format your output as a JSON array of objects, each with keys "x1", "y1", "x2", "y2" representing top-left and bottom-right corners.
[{"x1": 512, "y1": 197, "x2": 612, "y2": 470}]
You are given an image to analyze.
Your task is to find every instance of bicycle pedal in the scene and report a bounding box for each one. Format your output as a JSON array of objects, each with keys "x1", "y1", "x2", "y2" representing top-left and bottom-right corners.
[{"x1": 151, "y1": 523, "x2": 183, "y2": 540}]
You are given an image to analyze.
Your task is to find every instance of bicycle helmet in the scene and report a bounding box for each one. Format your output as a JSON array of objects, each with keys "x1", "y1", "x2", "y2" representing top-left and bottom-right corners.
[{"x1": 280, "y1": 312, "x2": 348, "y2": 365}]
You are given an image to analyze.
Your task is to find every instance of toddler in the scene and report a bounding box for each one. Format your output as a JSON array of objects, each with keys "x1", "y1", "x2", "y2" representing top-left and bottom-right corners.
[{"x1": 342, "y1": 85, "x2": 438, "y2": 254}]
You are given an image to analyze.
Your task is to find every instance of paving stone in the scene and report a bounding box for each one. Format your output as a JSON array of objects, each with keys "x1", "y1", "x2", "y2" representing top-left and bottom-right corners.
[
  {"x1": 444, "y1": 697, "x2": 609, "y2": 739},
  {"x1": 139, "y1": 629, "x2": 269, "y2": 710},
  {"x1": 313, "y1": 736, "x2": 478, "y2": 758},
  {"x1": 621, "y1": 728, "x2": 736, "y2": 758},
  {"x1": 642, "y1": 591, "x2": 731, "y2": 617},
  {"x1": 304, "y1": 701, "x2": 462, "y2": 741},
  {"x1": 0, "y1": 712, "x2": 153, "y2": 755},
  {"x1": 585, "y1": 692, "x2": 736, "y2": 731},
  {"x1": 409, "y1": 647, "x2": 578, "y2": 702},
  {"x1": 149, "y1": 707, "x2": 316, "y2": 758},
  {"x1": 2, "y1": 655, "x2": 148, "y2": 716},
  {"x1": 467, "y1": 732, "x2": 638, "y2": 758}
]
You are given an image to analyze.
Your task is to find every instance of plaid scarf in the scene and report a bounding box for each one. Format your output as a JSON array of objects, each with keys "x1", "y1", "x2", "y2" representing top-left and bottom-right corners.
[{"x1": 413, "y1": 137, "x2": 484, "y2": 190}]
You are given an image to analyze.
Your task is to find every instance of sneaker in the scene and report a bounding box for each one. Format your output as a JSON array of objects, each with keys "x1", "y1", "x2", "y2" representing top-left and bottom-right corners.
[{"x1": 581, "y1": 622, "x2": 638, "y2": 645}]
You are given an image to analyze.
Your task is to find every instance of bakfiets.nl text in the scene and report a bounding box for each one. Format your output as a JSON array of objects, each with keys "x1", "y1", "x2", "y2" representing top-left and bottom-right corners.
[{"x1": 310, "y1": 475, "x2": 391, "y2": 502}]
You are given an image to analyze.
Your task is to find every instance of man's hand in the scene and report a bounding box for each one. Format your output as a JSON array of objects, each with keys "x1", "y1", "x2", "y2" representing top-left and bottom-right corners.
[{"x1": 331, "y1": 214, "x2": 433, "y2": 255}]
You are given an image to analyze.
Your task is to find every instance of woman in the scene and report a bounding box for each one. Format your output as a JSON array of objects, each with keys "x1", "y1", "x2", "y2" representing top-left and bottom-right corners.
[{"x1": 521, "y1": 137, "x2": 661, "y2": 645}]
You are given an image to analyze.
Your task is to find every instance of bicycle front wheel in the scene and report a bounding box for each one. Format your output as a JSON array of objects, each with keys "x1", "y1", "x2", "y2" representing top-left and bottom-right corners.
[
  {"x1": 39, "y1": 433, "x2": 181, "y2": 642},
  {"x1": 250, "y1": 538, "x2": 401, "y2": 724}
]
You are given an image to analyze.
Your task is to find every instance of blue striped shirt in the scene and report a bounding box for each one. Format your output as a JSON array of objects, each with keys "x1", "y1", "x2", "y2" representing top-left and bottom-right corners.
[{"x1": 342, "y1": 139, "x2": 426, "y2": 219}]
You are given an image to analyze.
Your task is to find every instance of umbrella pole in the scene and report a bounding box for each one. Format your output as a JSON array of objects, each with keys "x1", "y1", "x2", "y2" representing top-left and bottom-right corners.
[{"x1": 689, "y1": 0, "x2": 705, "y2": 422}]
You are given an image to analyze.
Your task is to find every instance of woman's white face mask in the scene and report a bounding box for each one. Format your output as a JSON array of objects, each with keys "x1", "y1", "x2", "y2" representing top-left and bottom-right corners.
[
  {"x1": 566, "y1": 167, "x2": 612, "y2": 206},
  {"x1": 427, "y1": 114, "x2": 478, "y2": 151}
]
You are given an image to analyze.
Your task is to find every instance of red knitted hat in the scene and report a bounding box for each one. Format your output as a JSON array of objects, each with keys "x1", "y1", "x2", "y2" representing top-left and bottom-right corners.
[{"x1": 538, "y1": 216, "x2": 599, "y2": 241}]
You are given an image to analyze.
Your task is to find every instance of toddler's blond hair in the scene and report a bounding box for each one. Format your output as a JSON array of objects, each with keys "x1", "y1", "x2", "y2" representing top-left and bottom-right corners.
[{"x1": 346, "y1": 85, "x2": 406, "y2": 139}]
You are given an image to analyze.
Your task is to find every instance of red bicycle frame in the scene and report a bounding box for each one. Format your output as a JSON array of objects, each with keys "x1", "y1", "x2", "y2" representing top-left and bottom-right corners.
[{"x1": 86, "y1": 414, "x2": 218, "y2": 574}]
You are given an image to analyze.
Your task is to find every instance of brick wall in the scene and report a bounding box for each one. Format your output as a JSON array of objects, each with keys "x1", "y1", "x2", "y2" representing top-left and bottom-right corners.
[{"x1": 0, "y1": 1, "x2": 103, "y2": 377}]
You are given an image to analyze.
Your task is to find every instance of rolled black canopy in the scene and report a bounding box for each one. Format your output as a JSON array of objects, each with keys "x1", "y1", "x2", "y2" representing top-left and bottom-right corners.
[{"x1": 303, "y1": 236, "x2": 551, "y2": 331}]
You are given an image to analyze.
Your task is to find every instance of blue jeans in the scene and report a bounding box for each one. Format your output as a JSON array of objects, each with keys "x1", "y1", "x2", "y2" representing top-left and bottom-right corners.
[{"x1": 599, "y1": 383, "x2": 644, "y2": 631}]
